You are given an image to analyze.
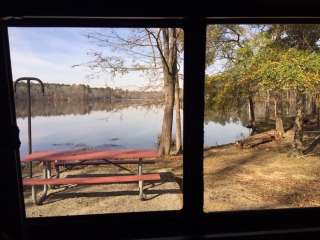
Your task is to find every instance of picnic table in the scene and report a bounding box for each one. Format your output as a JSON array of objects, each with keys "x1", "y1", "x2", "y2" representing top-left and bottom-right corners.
[{"x1": 22, "y1": 149, "x2": 161, "y2": 205}]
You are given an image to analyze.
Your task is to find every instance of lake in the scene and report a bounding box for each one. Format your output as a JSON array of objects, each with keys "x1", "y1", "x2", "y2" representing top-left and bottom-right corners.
[{"x1": 15, "y1": 100, "x2": 251, "y2": 159}]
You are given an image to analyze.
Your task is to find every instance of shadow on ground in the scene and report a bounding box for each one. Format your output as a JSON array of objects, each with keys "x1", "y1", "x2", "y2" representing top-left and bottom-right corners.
[{"x1": 24, "y1": 171, "x2": 182, "y2": 206}]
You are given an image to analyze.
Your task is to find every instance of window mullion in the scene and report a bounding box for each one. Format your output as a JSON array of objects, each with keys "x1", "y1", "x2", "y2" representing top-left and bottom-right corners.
[{"x1": 183, "y1": 16, "x2": 206, "y2": 225}]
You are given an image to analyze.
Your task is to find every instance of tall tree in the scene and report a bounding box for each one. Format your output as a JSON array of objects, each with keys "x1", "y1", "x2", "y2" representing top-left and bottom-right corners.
[
  {"x1": 257, "y1": 47, "x2": 320, "y2": 149},
  {"x1": 205, "y1": 32, "x2": 268, "y2": 134},
  {"x1": 74, "y1": 28, "x2": 183, "y2": 155},
  {"x1": 157, "y1": 28, "x2": 178, "y2": 155},
  {"x1": 206, "y1": 24, "x2": 320, "y2": 149},
  {"x1": 267, "y1": 24, "x2": 320, "y2": 148},
  {"x1": 205, "y1": 25, "x2": 269, "y2": 134}
]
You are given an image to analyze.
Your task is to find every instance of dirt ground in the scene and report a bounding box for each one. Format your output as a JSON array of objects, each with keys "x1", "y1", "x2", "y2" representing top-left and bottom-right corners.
[
  {"x1": 23, "y1": 129, "x2": 320, "y2": 217},
  {"x1": 204, "y1": 129, "x2": 320, "y2": 212},
  {"x1": 23, "y1": 159, "x2": 183, "y2": 217}
]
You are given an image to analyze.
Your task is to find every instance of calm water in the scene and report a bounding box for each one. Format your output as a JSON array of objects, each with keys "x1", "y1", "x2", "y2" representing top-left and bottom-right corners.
[{"x1": 16, "y1": 101, "x2": 250, "y2": 159}]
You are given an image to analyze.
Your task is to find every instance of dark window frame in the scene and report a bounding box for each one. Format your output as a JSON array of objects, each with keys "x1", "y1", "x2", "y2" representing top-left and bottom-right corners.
[{"x1": 1, "y1": 16, "x2": 320, "y2": 239}]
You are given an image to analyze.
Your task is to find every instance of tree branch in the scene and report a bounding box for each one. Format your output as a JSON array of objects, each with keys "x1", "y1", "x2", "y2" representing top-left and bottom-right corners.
[{"x1": 145, "y1": 28, "x2": 171, "y2": 76}]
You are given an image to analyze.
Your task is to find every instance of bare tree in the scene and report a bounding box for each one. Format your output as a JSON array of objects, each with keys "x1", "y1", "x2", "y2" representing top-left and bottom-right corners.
[
  {"x1": 155, "y1": 28, "x2": 178, "y2": 155},
  {"x1": 73, "y1": 28, "x2": 183, "y2": 156}
]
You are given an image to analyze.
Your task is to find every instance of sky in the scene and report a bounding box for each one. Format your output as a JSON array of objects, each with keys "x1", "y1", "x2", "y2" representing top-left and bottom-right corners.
[
  {"x1": 8, "y1": 27, "x2": 162, "y2": 90},
  {"x1": 8, "y1": 25, "x2": 265, "y2": 90}
]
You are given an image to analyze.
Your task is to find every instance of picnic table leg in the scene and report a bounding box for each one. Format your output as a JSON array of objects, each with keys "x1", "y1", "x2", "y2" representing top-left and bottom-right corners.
[
  {"x1": 31, "y1": 161, "x2": 49, "y2": 205},
  {"x1": 47, "y1": 162, "x2": 53, "y2": 189},
  {"x1": 48, "y1": 161, "x2": 60, "y2": 189},
  {"x1": 138, "y1": 158, "x2": 145, "y2": 200},
  {"x1": 54, "y1": 161, "x2": 60, "y2": 178}
]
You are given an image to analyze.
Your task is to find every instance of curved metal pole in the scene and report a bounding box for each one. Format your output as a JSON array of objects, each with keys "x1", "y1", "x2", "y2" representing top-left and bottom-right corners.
[
  {"x1": 14, "y1": 77, "x2": 45, "y2": 178},
  {"x1": 15, "y1": 77, "x2": 45, "y2": 95}
]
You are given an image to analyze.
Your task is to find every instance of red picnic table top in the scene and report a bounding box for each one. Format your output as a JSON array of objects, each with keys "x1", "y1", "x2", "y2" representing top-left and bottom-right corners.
[{"x1": 22, "y1": 149, "x2": 159, "y2": 162}]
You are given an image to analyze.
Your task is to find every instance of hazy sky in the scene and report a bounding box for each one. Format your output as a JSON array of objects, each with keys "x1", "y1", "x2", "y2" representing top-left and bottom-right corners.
[{"x1": 8, "y1": 27, "x2": 162, "y2": 90}]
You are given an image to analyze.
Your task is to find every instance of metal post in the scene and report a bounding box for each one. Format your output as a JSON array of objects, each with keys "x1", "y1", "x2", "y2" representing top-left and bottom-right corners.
[
  {"x1": 138, "y1": 158, "x2": 144, "y2": 200},
  {"x1": 14, "y1": 77, "x2": 45, "y2": 178},
  {"x1": 27, "y1": 80, "x2": 32, "y2": 177}
]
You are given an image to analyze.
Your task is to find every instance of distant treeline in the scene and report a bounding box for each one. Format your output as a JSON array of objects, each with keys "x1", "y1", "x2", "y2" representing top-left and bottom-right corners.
[
  {"x1": 14, "y1": 82, "x2": 163, "y2": 102},
  {"x1": 15, "y1": 99, "x2": 163, "y2": 118}
]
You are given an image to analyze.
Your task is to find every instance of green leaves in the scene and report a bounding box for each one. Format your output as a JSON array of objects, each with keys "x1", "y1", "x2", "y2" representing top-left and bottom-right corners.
[
  {"x1": 206, "y1": 25, "x2": 246, "y2": 67},
  {"x1": 206, "y1": 24, "x2": 320, "y2": 114},
  {"x1": 256, "y1": 47, "x2": 320, "y2": 92}
]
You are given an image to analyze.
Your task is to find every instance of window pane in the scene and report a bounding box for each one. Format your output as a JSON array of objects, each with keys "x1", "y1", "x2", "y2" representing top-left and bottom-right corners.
[
  {"x1": 9, "y1": 27, "x2": 183, "y2": 217},
  {"x1": 204, "y1": 24, "x2": 320, "y2": 212}
]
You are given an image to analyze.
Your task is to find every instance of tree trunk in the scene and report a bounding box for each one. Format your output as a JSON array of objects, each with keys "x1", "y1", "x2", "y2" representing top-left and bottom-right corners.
[
  {"x1": 303, "y1": 135, "x2": 320, "y2": 154},
  {"x1": 274, "y1": 93, "x2": 285, "y2": 140},
  {"x1": 265, "y1": 90, "x2": 270, "y2": 121},
  {"x1": 317, "y1": 107, "x2": 320, "y2": 129},
  {"x1": 293, "y1": 91, "x2": 306, "y2": 150},
  {"x1": 311, "y1": 94, "x2": 318, "y2": 116},
  {"x1": 248, "y1": 95, "x2": 256, "y2": 135},
  {"x1": 159, "y1": 79, "x2": 175, "y2": 156},
  {"x1": 158, "y1": 28, "x2": 178, "y2": 156},
  {"x1": 174, "y1": 76, "x2": 182, "y2": 154},
  {"x1": 275, "y1": 116, "x2": 284, "y2": 139}
]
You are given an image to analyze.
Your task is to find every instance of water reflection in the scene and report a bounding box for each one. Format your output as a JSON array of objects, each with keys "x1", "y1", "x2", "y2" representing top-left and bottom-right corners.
[
  {"x1": 204, "y1": 107, "x2": 251, "y2": 147},
  {"x1": 16, "y1": 100, "x2": 165, "y2": 159},
  {"x1": 15, "y1": 99, "x2": 162, "y2": 118},
  {"x1": 204, "y1": 99, "x2": 302, "y2": 147},
  {"x1": 16, "y1": 99, "x2": 254, "y2": 159}
]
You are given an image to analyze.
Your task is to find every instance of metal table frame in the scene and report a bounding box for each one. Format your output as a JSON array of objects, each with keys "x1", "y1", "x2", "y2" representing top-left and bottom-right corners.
[{"x1": 30, "y1": 157, "x2": 150, "y2": 205}]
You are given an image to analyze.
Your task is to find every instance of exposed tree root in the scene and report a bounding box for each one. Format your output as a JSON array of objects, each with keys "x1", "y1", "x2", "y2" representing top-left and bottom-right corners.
[{"x1": 303, "y1": 135, "x2": 320, "y2": 155}]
